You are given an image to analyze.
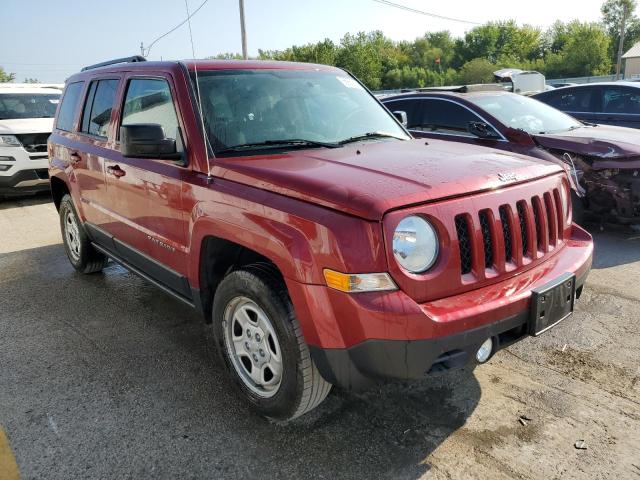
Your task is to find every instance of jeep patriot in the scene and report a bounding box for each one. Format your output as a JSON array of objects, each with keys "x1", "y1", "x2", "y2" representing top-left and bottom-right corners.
[{"x1": 48, "y1": 57, "x2": 593, "y2": 421}]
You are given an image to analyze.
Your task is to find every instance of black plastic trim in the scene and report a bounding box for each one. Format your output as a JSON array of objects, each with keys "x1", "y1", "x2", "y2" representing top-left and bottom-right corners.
[{"x1": 85, "y1": 222, "x2": 193, "y2": 303}]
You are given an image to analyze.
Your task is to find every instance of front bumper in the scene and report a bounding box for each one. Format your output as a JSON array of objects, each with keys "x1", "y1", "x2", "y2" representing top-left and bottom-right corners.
[
  {"x1": 0, "y1": 146, "x2": 50, "y2": 195},
  {"x1": 291, "y1": 224, "x2": 593, "y2": 390}
]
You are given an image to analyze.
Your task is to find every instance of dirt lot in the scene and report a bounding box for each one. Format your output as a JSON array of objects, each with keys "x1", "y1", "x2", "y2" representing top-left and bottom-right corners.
[{"x1": 1, "y1": 194, "x2": 639, "y2": 480}]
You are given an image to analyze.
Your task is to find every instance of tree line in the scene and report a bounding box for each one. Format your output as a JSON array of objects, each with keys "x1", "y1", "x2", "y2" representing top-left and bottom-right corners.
[
  {"x1": 213, "y1": 0, "x2": 639, "y2": 90},
  {"x1": 1, "y1": 0, "x2": 637, "y2": 88}
]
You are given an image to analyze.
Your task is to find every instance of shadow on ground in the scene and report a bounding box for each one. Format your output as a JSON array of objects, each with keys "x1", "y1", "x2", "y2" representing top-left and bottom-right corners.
[
  {"x1": 0, "y1": 244, "x2": 481, "y2": 479},
  {"x1": 0, "y1": 191, "x2": 52, "y2": 210},
  {"x1": 581, "y1": 224, "x2": 640, "y2": 269}
]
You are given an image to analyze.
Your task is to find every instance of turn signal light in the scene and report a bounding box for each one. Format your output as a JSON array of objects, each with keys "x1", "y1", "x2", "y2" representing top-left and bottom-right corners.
[{"x1": 323, "y1": 269, "x2": 397, "y2": 293}]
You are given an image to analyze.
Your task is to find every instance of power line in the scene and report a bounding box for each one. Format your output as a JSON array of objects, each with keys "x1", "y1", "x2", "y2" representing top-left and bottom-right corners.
[
  {"x1": 371, "y1": 0, "x2": 481, "y2": 25},
  {"x1": 143, "y1": 0, "x2": 210, "y2": 57}
]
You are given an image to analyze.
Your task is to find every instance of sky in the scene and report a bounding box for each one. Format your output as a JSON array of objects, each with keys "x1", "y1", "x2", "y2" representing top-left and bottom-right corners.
[{"x1": 1, "y1": 0, "x2": 611, "y2": 83}]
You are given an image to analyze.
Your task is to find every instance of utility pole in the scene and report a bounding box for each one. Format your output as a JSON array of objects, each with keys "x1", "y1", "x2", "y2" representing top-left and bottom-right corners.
[
  {"x1": 239, "y1": 0, "x2": 248, "y2": 60},
  {"x1": 616, "y1": 3, "x2": 630, "y2": 80}
]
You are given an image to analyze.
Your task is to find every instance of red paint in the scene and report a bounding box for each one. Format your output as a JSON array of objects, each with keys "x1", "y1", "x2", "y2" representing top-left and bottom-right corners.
[{"x1": 49, "y1": 60, "x2": 593, "y2": 352}]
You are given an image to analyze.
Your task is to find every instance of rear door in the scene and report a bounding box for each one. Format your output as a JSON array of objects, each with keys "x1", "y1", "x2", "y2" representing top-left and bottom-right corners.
[
  {"x1": 72, "y1": 77, "x2": 121, "y2": 225},
  {"x1": 100, "y1": 74, "x2": 191, "y2": 297},
  {"x1": 594, "y1": 86, "x2": 640, "y2": 128}
]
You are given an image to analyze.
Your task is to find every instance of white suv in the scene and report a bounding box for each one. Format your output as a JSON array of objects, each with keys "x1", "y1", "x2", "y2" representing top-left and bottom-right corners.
[{"x1": 0, "y1": 84, "x2": 62, "y2": 197}]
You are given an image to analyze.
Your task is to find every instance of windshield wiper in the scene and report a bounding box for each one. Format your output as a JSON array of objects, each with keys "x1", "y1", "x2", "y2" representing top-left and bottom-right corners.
[
  {"x1": 217, "y1": 139, "x2": 340, "y2": 154},
  {"x1": 338, "y1": 131, "x2": 406, "y2": 145}
]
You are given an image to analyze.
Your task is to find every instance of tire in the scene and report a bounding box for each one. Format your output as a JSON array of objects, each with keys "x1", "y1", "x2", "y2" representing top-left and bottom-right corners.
[
  {"x1": 59, "y1": 194, "x2": 108, "y2": 274},
  {"x1": 212, "y1": 264, "x2": 332, "y2": 421}
]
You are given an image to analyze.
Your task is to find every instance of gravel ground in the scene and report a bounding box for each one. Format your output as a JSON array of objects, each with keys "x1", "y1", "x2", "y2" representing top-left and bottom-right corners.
[{"x1": 0, "y1": 194, "x2": 639, "y2": 480}]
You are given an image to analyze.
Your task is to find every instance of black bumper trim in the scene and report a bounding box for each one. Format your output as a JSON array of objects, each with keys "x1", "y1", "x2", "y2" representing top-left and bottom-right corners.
[{"x1": 0, "y1": 168, "x2": 50, "y2": 194}]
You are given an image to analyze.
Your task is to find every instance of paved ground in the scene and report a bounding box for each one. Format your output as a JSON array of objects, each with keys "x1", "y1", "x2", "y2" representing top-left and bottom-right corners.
[{"x1": 0, "y1": 194, "x2": 639, "y2": 480}]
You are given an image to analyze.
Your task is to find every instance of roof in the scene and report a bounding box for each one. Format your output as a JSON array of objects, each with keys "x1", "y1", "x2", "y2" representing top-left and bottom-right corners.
[
  {"x1": 380, "y1": 89, "x2": 515, "y2": 101},
  {"x1": 0, "y1": 85, "x2": 62, "y2": 95},
  {"x1": 623, "y1": 41, "x2": 640, "y2": 59}
]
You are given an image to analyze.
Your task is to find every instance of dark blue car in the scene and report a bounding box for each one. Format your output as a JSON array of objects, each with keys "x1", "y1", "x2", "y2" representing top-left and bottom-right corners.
[{"x1": 533, "y1": 82, "x2": 640, "y2": 129}]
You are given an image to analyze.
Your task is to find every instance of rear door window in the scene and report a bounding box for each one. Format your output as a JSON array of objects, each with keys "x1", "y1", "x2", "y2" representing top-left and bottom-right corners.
[
  {"x1": 80, "y1": 79, "x2": 119, "y2": 138},
  {"x1": 383, "y1": 99, "x2": 421, "y2": 128},
  {"x1": 545, "y1": 87, "x2": 594, "y2": 113},
  {"x1": 417, "y1": 99, "x2": 483, "y2": 136},
  {"x1": 121, "y1": 78, "x2": 179, "y2": 141},
  {"x1": 56, "y1": 82, "x2": 84, "y2": 131},
  {"x1": 602, "y1": 86, "x2": 640, "y2": 114}
]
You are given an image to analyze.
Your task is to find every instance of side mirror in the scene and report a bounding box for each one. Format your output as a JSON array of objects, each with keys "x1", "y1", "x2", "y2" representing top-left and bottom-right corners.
[
  {"x1": 393, "y1": 111, "x2": 408, "y2": 127},
  {"x1": 120, "y1": 124, "x2": 182, "y2": 160},
  {"x1": 468, "y1": 121, "x2": 499, "y2": 139}
]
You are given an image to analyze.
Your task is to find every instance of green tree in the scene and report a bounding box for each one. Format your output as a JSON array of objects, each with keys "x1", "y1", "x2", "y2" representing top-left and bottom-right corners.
[
  {"x1": 455, "y1": 21, "x2": 543, "y2": 66},
  {"x1": 457, "y1": 58, "x2": 496, "y2": 84},
  {"x1": 0, "y1": 67, "x2": 15, "y2": 83},
  {"x1": 601, "y1": 0, "x2": 640, "y2": 71},
  {"x1": 544, "y1": 22, "x2": 611, "y2": 77},
  {"x1": 335, "y1": 32, "x2": 385, "y2": 90},
  {"x1": 207, "y1": 52, "x2": 244, "y2": 60}
]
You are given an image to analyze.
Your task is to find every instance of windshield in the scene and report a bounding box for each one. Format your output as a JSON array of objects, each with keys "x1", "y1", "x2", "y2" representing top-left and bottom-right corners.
[
  {"x1": 193, "y1": 69, "x2": 409, "y2": 153},
  {"x1": 469, "y1": 93, "x2": 581, "y2": 134},
  {"x1": 0, "y1": 93, "x2": 60, "y2": 120}
]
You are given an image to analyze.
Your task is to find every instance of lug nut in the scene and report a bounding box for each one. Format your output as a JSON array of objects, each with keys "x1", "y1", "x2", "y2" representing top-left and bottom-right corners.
[
  {"x1": 247, "y1": 330, "x2": 252, "y2": 338},
  {"x1": 255, "y1": 333, "x2": 261, "y2": 342},
  {"x1": 259, "y1": 349, "x2": 265, "y2": 357},
  {"x1": 252, "y1": 354, "x2": 259, "y2": 362},
  {"x1": 245, "y1": 342, "x2": 250, "y2": 351}
]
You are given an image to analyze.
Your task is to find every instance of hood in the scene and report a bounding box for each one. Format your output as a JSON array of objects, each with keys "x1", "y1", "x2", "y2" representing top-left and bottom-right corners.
[
  {"x1": 212, "y1": 139, "x2": 562, "y2": 220},
  {"x1": 0, "y1": 118, "x2": 54, "y2": 135},
  {"x1": 533, "y1": 124, "x2": 640, "y2": 161}
]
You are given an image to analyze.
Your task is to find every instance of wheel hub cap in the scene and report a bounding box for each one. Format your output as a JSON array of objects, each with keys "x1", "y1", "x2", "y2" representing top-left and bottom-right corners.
[
  {"x1": 64, "y1": 209, "x2": 81, "y2": 261},
  {"x1": 223, "y1": 297, "x2": 283, "y2": 398}
]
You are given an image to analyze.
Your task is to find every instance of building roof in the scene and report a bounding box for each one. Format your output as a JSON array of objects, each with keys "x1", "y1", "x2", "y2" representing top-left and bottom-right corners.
[{"x1": 622, "y1": 41, "x2": 640, "y2": 59}]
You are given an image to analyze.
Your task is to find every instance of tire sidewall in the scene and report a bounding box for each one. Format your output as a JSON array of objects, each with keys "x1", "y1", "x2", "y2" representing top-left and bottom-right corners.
[
  {"x1": 212, "y1": 269, "x2": 303, "y2": 420},
  {"x1": 59, "y1": 195, "x2": 90, "y2": 272}
]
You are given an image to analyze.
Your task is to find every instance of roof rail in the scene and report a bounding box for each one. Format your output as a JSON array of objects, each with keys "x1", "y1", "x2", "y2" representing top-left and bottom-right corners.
[{"x1": 81, "y1": 55, "x2": 147, "y2": 72}]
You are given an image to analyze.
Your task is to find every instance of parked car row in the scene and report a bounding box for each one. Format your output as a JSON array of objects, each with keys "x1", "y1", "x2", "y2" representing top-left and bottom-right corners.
[
  {"x1": 381, "y1": 86, "x2": 640, "y2": 225},
  {"x1": 0, "y1": 84, "x2": 61, "y2": 197},
  {"x1": 45, "y1": 57, "x2": 594, "y2": 421}
]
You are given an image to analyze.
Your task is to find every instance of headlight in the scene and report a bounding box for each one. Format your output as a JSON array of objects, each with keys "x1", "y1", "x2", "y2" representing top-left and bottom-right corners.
[
  {"x1": 0, "y1": 135, "x2": 21, "y2": 147},
  {"x1": 393, "y1": 215, "x2": 439, "y2": 273},
  {"x1": 559, "y1": 181, "x2": 571, "y2": 224}
]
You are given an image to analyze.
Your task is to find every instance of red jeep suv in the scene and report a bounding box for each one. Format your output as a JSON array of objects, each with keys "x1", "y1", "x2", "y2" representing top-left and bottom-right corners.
[{"x1": 48, "y1": 56, "x2": 593, "y2": 421}]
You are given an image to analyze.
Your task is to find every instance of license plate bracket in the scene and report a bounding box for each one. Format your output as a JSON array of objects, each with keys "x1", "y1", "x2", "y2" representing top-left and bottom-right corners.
[{"x1": 529, "y1": 272, "x2": 576, "y2": 336}]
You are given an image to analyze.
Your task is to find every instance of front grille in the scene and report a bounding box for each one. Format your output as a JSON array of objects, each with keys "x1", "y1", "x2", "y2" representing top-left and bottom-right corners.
[
  {"x1": 14, "y1": 133, "x2": 50, "y2": 153},
  {"x1": 517, "y1": 201, "x2": 529, "y2": 256},
  {"x1": 455, "y1": 215, "x2": 473, "y2": 275},
  {"x1": 499, "y1": 206, "x2": 513, "y2": 263},
  {"x1": 34, "y1": 169, "x2": 49, "y2": 180},
  {"x1": 479, "y1": 210, "x2": 493, "y2": 268},
  {"x1": 454, "y1": 187, "x2": 565, "y2": 278}
]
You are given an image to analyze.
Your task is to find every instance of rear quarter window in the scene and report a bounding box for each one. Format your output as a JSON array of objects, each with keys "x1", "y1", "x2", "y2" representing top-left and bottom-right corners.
[
  {"x1": 80, "y1": 79, "x2": 119, "y2": 138},
  {"x1": 56, "y1": 82, "x2": 84, "y2": 132}
]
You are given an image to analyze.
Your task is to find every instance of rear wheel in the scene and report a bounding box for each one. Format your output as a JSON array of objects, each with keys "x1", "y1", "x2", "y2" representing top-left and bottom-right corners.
[
  {"x1": 59, "y1": 194, "x2": 108, "y2": 274},
  {"x1": 212, "y1": 264, "x2": 332, "y2": 421}
]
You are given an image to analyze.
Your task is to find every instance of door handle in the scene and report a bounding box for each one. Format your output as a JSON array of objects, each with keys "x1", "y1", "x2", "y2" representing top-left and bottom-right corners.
[
  {"x1": 107, "y1": 165, "x2": 126, "y2": 178},
  {"x1": 69, "y1": 151, "x2": 81, "y2": 165}
]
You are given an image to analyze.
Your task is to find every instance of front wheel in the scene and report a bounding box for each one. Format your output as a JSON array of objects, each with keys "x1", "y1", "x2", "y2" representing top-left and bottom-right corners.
[
  {"x1": 212, "y1": 264, "x2": 332, "y2": 421},
  {"x1": 59, "y1": 194, "x2": 108, "y2": 274}
]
